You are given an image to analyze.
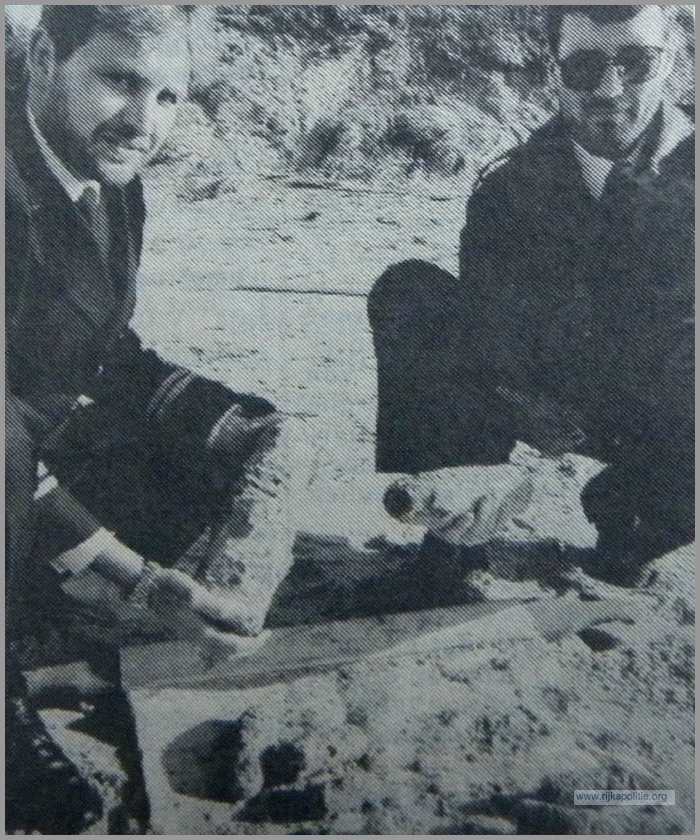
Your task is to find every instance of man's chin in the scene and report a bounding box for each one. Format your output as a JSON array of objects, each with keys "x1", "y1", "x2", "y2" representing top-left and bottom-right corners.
[
  {"x1": 577, "y1": 125, "x2": 640, "y2": 160},
  {"x1": 94, "y1": 160, "x2": 141, "y2": 187}
]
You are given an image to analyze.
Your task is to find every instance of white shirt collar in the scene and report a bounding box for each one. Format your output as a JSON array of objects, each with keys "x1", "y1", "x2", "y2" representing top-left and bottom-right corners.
[
  {"x1": 27, "y1": 106, "x2": 101, "y2": 204},
  {"x1": 573, "y1": 130, "x2": 653, "y2": 200},
  {"x1": 572, "y1": 142, "x2": 615, "y2": 200}
]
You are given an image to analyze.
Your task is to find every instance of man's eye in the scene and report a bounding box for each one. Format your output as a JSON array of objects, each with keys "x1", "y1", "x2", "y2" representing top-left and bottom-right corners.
[
  {"x1": 104, "y1": 73, "x2": 136, "y2": 94},
  {"x1": 158, "y1": 90, "x2": 179, "y2": 107}
]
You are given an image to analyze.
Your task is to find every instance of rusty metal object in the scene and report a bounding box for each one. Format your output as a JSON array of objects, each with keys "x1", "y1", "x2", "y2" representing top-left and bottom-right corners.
[
  {"x1": 122, "y1": 593, "x2": 653, "y2": 691},
  {"x1": 176, "y1": 414, "x2": 310, "y2": 637}
]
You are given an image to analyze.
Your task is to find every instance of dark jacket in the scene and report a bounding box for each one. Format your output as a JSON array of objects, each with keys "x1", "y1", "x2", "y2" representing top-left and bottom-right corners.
[
  {"x1": 459, "y1": 105, "x2": 694, "y2": 476},
  {"x1": 6, "y1": 109, "x2": 242, "y2": 454},
  {"x1": 6, "y1": 109, "x2": 277, "y2": 567}
]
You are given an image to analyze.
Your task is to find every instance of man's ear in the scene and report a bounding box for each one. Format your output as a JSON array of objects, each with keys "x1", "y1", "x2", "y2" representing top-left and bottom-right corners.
[{"x1": 28, "y1": 27, "x2": 57, "y2": 83}]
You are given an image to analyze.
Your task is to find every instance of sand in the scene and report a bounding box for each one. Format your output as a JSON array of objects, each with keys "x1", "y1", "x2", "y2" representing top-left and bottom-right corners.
[{"x1": 34, "y1": 182, "x2": 695, "y2": 835}]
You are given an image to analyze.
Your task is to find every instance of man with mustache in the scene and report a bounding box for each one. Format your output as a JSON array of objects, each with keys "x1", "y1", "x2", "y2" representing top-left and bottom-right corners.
[
  {"x1": 6, "y1": 6, "x2": 296, "y2": 832},
  {"x1": 369, "y1": 6, "x2": 693, "y2": 587}
]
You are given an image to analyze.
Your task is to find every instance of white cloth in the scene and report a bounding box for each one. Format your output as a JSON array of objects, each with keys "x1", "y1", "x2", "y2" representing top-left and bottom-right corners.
[
  {"x1": 573, "y1": 138, "x2": 647, "y2": 200},
  {"x1": 27, "y1": 106, "x2": 101, "y2": 204},
  {"x1": 572, "y1": 142, "x2": 615, "y2": 200},
  {"x1": 51, "y1": 528, "x2": 122, "y2": 578}
]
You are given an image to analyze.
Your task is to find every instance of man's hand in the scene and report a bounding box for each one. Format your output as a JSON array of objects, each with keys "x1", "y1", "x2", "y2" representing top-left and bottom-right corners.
[
  {"x1": 58, "y1": 539, "x2": 265, "y2": 651},
  {"x1": 145, "y1": 567, "x2": 271, "y2": 664},
  {"x1": 147, "y1": 567, "x2": 259, "y2": 636}
]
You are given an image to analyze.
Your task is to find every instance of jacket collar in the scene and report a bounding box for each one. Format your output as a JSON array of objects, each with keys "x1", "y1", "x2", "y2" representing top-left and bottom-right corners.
[
  {"x1": 529, "y1": 102, "x2": 693, "y2": 179},
  {"x1": 6, "y1": 105, "x2": 72, "y2": 212},
  {"x1": 512, "y1": 116, "x2": 589, "y2": 203},
  {"x1": 26, "y1": 106, "x2": 101, "y2": 205},
  {"x1": 648, "y1": 102, "x2": 694, "y2": 172}
]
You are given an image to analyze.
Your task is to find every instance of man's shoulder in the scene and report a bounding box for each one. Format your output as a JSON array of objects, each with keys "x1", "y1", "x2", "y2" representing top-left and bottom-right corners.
[
  {"x1": 6, "y1": 104, "x2": 67, "y2": 215},
  {"x1": 472, "y1": 118, "x2": 567, "y2": 199},
  {"x1": 5, "y1": 110, "x2": 33, "y2": 203},
  {"x1": 6, "y1": 147, "x2": 28, "y2": 207},
  {"x1": 661, "y1": 130, "x2": 694, "y2": 180},
  {"x1": 655, "y1": 105, "x2": 694, "y2": 177}
]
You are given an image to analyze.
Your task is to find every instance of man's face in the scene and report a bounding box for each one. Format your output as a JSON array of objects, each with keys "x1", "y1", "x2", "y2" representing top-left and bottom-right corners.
[
  {"x1": 35, "y1": 26, "x2": 189, "y2": 186},
  {"x1": 556, "y1": 6, "x2": 675, "y2": 158}
]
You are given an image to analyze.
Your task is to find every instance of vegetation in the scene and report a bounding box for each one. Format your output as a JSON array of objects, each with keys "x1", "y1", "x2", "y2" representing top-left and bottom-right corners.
[{"x1": 6, "y1": 5, "x2": 695, "y2": 195}]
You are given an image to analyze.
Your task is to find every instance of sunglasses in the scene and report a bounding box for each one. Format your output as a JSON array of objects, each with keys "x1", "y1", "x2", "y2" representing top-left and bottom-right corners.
[{"x1": 559, "y1": 45, "x2": 666, "y2": 93}]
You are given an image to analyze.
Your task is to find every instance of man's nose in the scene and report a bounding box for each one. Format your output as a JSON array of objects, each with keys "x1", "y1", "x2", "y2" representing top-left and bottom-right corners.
[{"x1": 594, "y1": 63, "x2": 625, "y2": 98}]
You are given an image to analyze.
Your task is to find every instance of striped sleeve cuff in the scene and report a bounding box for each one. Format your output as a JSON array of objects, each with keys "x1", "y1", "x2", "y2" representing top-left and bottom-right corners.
[
  {"x1": 206, "y1": 404, "x2": 244, "y2": 449},
  {"x1": 146, "y1": 367, "x2": 197, "y2": 422},
  {"x1": 146, "y1": 367, "x2": 275, "y2": 449}
]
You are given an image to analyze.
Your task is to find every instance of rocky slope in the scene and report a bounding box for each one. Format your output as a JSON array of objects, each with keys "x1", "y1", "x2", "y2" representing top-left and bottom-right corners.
[{"x1": 164, "y1": 5, "x2": 696, "y2": 196}]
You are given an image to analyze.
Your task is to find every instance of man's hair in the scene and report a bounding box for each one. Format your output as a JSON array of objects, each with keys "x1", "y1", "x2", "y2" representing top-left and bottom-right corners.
[
  {"x1": 40, "y1": 5, "x2": 195, "y2": 63},
  {"x1": 545, "y1": 5, "x2": 674, "y2": 56}
]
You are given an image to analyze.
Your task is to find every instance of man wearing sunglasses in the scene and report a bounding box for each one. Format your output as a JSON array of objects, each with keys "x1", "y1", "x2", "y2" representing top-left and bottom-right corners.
[
  {"x1": 553, "y1": 5, "x2": 682, "y2": 159},
  {"x1": 369, "y1": 5, "x2": 693, "y2": 587}
]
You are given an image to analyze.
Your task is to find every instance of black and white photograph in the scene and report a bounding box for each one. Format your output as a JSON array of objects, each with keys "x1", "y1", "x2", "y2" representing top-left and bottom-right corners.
[{"x1": 5, "y1": 3, "x2": 695, "y2": 834}]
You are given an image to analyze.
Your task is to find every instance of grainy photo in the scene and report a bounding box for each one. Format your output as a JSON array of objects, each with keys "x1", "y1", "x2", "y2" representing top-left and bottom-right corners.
[{"x1": 5, "y1": 3, "x2": 695, "y2": 835}]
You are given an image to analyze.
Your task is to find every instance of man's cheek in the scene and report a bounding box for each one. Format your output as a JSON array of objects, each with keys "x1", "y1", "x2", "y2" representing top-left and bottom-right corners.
[
  {"x1": 149, "y1": 112, "x2": 179, "y2": 157},
  {"x1": 159, "y1": 112, "x2": 180, "y2": 145},
  {"x1": 76, "y1": 85, "x2": 126, "y2": 133},
  {"x1": 63, "y1": 103, "x2": 95, "y2": 144}
]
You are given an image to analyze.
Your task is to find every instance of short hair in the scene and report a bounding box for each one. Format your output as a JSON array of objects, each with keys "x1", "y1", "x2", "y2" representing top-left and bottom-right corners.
[
  {"x1": 545, "y1": 5, "x2": 674, "y2": 56},
  {"x1": 40, "y1": 5, "x2": 195, "y2": 63}
]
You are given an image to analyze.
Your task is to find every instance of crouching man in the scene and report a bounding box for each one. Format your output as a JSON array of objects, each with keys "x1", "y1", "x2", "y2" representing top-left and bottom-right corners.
[
  {"x1": 369, "y1": 6, "x2": 693, "y2": 587},
  {"x1": 6, "y1": 6, "x2": 299, "y2": 832}
]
